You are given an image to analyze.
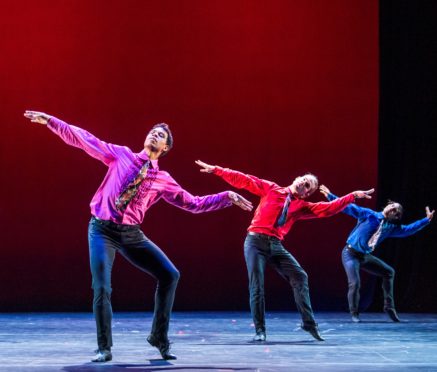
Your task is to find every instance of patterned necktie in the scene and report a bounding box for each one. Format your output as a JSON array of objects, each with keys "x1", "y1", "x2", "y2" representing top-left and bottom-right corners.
[
  {"x1": 368, "y1": 219, "x2": 385, "y2": 251},
  {"x1": 276, "y1": 193, "x2": 293, "y2": 227},
  {"x1": 115, "y1": 160, "x2": 150, "y2": 211}
]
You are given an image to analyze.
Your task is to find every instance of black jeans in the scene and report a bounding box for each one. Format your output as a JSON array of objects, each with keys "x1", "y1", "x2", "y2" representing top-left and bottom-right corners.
[
  {"x1": 244, "y1": 233, "x2": 317, "y2": 333},
  {"x1": 88, "y1": 217, "x2": 180, "y2": 351},
  {"x1": 342, "y1": 245, "x2": 395, "y2": 314}
]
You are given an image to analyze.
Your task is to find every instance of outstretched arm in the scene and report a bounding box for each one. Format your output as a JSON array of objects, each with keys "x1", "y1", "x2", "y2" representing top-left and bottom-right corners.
[
  {"x1": 302, "y1": 188, "x2": 374, "y2": 219},
  {"x1": 391, "y1": 206, "x2": 434, "y2": 238},
  {"x1": 319, "y1": 184, "x2": 374, "y2": 219},
  {"x1": 24, "y1": 110, "x2": 120, "y2": 165},
  {"x1": 195, "y1": 160, "x2": 273, "y2": 197},
  {"x1": 162, "y1": 173, "x2": 253, "y2": 213}
]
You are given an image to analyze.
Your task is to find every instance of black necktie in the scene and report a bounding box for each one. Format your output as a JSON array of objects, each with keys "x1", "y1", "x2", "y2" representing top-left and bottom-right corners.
[{"x1": 276, "y1": 193, "x2": 292, "y2": 227}]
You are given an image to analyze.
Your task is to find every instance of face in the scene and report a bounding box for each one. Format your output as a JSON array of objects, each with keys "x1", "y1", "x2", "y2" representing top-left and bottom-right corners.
[
  {"x1": 383, "y1": 203, "x2": 403, "y2": 222},
  {"x1": 144, "y1": 127, "x2": 169, "y2": 156},
  {"x1": 291, "y1": 174, "x2": 318, "y2": 199}
]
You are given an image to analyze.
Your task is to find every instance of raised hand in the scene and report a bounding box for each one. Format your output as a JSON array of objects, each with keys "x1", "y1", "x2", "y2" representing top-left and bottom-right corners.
[
  {"x1": 319, "y1": 184, "x2": 331, "y2": 198},
  {"x1": 228, "y1": 191, "x2": 253, "y2": 211},
  {"x1": 24, "y1": 110, "x2": 51, "y2": 125},
  {"x1": 195, "y1": 160, "x2": 216, "y2": 173},
  {"x1": 353, "y1": 188, "x2": 375, "y2": 199},
  {"x1": 426, "y1": 206, "x2": 435, "y2": 221}
]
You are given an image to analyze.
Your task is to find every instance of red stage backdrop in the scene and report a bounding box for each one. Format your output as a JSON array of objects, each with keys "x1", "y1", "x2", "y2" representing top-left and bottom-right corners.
[{"x1": 0, "y1": 1, "x2": 378, "y2": 311}]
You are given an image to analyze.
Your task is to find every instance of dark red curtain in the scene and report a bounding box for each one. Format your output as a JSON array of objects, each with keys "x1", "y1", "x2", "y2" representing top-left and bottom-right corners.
[{"x1": 0, "y1": 0, "x2": 378, "y2": 311}]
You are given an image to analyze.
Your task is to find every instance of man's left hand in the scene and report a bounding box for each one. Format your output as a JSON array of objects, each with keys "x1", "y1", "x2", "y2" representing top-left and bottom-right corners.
[{"x1": 426, "y1": 206, "x2": 435, "y2": 221}]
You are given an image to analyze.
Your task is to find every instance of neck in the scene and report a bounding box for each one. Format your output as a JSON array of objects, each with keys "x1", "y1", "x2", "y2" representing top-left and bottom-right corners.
[{"x1": 145, "y1": 147, "x2": 160, "y2": 160}]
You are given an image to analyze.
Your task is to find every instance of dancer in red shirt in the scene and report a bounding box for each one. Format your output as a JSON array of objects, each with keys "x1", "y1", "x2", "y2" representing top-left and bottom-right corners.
[{"x1": 196, "y1": 160, "x2": 373, "y2": 341}]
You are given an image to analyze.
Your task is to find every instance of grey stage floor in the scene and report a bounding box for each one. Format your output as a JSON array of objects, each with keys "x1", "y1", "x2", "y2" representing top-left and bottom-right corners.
[{"x1": 0, "y1": 312, "x2": 436, "y2": 371}]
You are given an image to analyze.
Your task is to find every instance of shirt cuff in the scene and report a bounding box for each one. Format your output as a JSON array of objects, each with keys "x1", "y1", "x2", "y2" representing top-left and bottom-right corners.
[
  {"x1": 347, "y1": 192, "x2": 356, "y2": 203},
  {"x1": 47, "y1": 116, "x2": 58, "y2": 129},
  {"x1": 221, "y1": 191, "x2": 233, "y2": 207},
  {"x1": 213, "y1": 166, "x2": 225, "y2": 176}
]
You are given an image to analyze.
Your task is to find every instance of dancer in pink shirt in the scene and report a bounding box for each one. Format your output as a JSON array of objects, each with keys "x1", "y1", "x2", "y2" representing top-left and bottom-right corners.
[{"x1": 24, "y1": 111, "x2": 253, "y2": 362}]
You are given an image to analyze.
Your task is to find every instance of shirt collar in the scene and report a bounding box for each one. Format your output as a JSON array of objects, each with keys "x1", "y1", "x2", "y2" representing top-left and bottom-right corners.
[
  {"x1": 376, "y1": 212, "x2": 393, "y2": 227},
  {"x1": 376, "y1": 211, "x2": 385, "y2": 220},
  {"x1": 138, "y1": 149, "x2": 159, "y2": 169},
  {"x1": 287, "y1": 186, "x2": 296, "y2": 197},
  {"x1": 284, "y1": 186, "x2": 295, "y2": 200}
]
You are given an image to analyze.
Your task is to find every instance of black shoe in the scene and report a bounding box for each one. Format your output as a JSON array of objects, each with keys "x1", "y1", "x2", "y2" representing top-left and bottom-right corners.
[
  {"x1": 301, "y1": 324, "x2": 325, "y2": 341},
  {"x1": 351, "y1": 312, "x2": 361, "y2": 323},
  {"x1": 385, "y1": 308, "x2": 401, "y2": 322},
  {"x1": 91, "y1": 349, "x2": 112, "y2": 362},
  {"x1": 252, "y1": 330, "x2": 266, "y2": 342},
  {"x1": 147, "y1": 335, "x2": 177, "y2": 360}
]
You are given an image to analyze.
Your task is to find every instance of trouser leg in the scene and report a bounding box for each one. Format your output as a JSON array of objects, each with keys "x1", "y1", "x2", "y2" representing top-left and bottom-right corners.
[
  {"x1": 88, "y1": 219, "x2": 117, "y2": 351},
  {"x1": 341, "y1": 247, "x2": 362, "y2": 314},
  {"x1": 270, "y1": 241, "x2": 316, "y2": 327},
  {"x1": 244, "y1": 235, "x2": 268, "y2": 332},
  {"x1": 361, "y1": 254, "x2": 395, "y2": 310},
  {"x1": 120, "y1": 230, "x2": 180, "y2": 341}
]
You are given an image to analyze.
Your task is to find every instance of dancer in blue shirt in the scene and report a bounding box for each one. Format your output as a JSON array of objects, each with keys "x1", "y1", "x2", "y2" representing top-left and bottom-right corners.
[{"x1": 320, "y1": 185, "x2": 433, "y2": 322}]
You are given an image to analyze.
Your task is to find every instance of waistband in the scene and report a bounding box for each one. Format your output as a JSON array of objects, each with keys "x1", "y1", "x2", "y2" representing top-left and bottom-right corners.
[
  {"x1": 91, "y1": 216, "x2": 140, "y2": 231},
  {"x1": 345, "y1": 245, "x2": 367, "y2": 256},
  {"x1": 248, "y1": 231, "x2": 281, "y2": 241}
]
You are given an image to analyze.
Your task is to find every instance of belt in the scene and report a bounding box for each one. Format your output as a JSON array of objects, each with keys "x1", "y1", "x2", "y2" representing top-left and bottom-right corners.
[
  {"x1": 248, "y1": 232, "x2": 280, "y2": 241},
  {"x1": 346, "y1": 245, "x2": 366, "y2": 257},
  {"x1": 91, "y1": 216, "x2": 139, "y2": 231}
]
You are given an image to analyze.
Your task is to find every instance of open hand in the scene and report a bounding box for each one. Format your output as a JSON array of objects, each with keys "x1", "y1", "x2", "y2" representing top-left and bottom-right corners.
[
  {"x1": 24, "y1": 110, "x2": 51, "y2": 125},
  {"x1": 228, "y1": 191, "x2": 253, "y2": 211},
  {"x1": 426, "y1": 206, "x2": 435, "y2": 221},
  {"x1": 319, "y1": 184, "x2": 331, "y2": 198},
  {"x1": 353, "y1": 188, "x2": 375, "y2": 199},
  {"x1": 195, "y1": 160, "x2": 216, "y2": 173}
]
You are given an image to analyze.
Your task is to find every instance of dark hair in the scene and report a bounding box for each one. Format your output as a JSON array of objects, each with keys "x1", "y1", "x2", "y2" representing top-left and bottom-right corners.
[
  {"x1": 152, "y1": 123, "x2": 173, "y2": 156},
  {"x1": 386, "y1": 200, "x2": 404, "y2": 220}
]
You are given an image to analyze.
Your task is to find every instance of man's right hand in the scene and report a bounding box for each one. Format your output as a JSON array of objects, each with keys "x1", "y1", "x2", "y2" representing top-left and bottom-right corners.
[
  {"x1": 24, "y1": 110, "x2": 51, "y2": 125},
  {"x1": 353, "y1": 189, "x2": 375, "y2": 199},
  {"x1": 228, "y1": 191, "x2": 253, "y2": 211}
]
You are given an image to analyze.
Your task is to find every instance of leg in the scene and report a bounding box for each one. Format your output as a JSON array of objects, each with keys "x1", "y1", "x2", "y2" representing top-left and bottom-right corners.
[
  {"x1": 361, "y1": 254, "x2": 397, "y2": 320},
  {"x1": 244, "y1": 234, "x2": 268, "y2": 336},
  {"x1": 88, "y1": 219, "x2": 118, "y2": 358},
  {"x1": 341, "y1": 247, "x2": 362, "y2": 316},
  {"x1": 119, "y1": 230, "x2": 180, "y2": 343},
  {"x1": 269, "y1": 242, "x2": 323, "y2": 340},
  {"x1": 269, "y1": 242, "x2": 316, "y2": 328}
]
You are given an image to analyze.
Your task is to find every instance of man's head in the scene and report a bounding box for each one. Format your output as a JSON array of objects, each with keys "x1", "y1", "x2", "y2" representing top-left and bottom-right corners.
[
  {"x1": 290, "y1": 173, "x2": 318, "y2": 199},
  {"x1": 144, "y1": 123, "x2": 173, "y2": 158},
  {"x1": 383, "y1": 201, "x2": 403, "y2": 222}
]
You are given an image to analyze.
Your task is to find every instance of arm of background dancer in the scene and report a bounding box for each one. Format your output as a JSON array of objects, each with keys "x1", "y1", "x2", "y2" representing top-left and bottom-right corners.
[{"x1": 196, "y1": 160, "x2": 273, "y2": 197}]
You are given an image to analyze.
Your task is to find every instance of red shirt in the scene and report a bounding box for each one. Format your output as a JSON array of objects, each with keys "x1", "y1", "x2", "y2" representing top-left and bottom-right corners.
[{"x1": 213, "y1": 167, "x2": 356, "y2": 240}]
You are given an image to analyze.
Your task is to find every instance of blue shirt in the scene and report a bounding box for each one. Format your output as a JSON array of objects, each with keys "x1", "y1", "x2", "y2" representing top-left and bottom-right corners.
[{"x1": 327, "y1": 193, "x2": 430, "y2": 254}]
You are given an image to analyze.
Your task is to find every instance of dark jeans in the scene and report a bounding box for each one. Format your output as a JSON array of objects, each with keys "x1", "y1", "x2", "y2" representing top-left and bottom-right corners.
[
  {"x1": 342, "y1": 245, "x2": 395, "y2": 314},
  {"x1": 88, "y1": 217, "x2": 180, "y2": 351},
  {"x1": 244, "y1": 233, "x2": 316, "y2": 333}
]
